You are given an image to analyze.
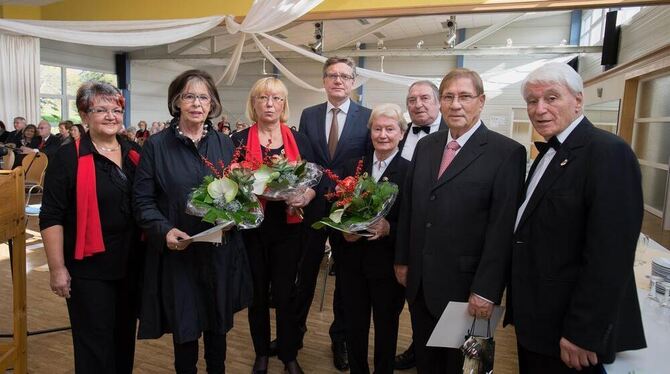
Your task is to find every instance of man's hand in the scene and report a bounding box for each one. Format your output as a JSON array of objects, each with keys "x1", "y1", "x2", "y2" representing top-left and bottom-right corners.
[
  {"x1": 342, "y1": 232, "x2": 362, "y2": 242},
  {"x1": 394, "y1": 264, "x2": 408, "y2": 286},
  {"x1": 467, "y1": 293, "x2": 494, "y2": 319},
  {"x1": 560, "y1": 337, "x2": 598, "y2": 371}
]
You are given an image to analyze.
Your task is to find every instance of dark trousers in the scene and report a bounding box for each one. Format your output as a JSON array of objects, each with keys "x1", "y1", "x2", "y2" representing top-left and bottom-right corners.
[
  {"x1": 517, "y1": 343, "x2": 605, "y2": 374},
  {"x1": 340, "y1": 270, "x2": 405, "y2": 374},
  {"x1": 295, "y1": 227, "x2": 346, "y2": 343},
  {"x1": 173, "y1": 331, "x2": 226, "y2": 374},
  {"x1": 244, "y1": 222, "x2": 301, "y2": 363},
  {"x1": 66, "y1": 276, "x2": 138, "y2": 374},
  {"x1": 409, "y1": 287, "x2": 464, "y2": 374}
]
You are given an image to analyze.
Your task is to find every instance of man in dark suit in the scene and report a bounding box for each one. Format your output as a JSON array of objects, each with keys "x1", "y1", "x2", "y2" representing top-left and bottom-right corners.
[
  {"x1": 296, "y1": 56, "x2": 372, "y2": 371},
  {"x1": 6, "y1": 116, "x2": 26, "y2": 145},
  {"x1": 395, "y1": 68, "x2": 526, "y2": 373},
  {"x1": 36, "y1": 120, "x2": 61, "y2": 160},
  {"x1": 507, "y1": 62, "x2": 646, "y2": 373},
  {"x1": 394, "y1": 79, "x2": 447, "y2": 370}
]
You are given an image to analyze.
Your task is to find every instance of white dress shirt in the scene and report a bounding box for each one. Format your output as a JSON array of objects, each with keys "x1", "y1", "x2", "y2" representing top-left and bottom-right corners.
[
  {"x1": 446, "y1": 119, "x2": 482, "y2": 157},
  {"x1": 325, "y1": 98, "x2": 351, "y2": 143},
  {"x1": 401, "y1": 114, "x2": 442, "y2": 161},
  {"x1": 514, "y1": 115, "x2": 584, "y2": 231},
  {"x1": 372, "y1": 149, "x2": 398, "y2": 182}
]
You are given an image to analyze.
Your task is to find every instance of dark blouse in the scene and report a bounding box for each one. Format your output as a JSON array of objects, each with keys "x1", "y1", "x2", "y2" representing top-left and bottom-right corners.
[
  {"x1": 135, "y1": 129, "x2": 150, "y2": 140},
  {"x1": 39, "y1": 133, "x2": 142, "y2": 280}
]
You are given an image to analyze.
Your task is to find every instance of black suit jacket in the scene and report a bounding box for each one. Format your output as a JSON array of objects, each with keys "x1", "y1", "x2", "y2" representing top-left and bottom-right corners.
[
  {"x1": 395, "y1": 124, "x2": 526, "y2": 317},
  {"x1": 505, "y1": 118, "x2": 646, "y2": 363},
  {"x1": 299, "y1": 100, "x2": 372, "y2": 222},
  {"x1": 331, "y1": 153, "x2": 409, "y2": 279},
  {"x1": 398, "y1": 117, "x2": 448, "y2": 156},
  {"x1": 39, "y1": 135, "x2": 61, "y2": 160}
]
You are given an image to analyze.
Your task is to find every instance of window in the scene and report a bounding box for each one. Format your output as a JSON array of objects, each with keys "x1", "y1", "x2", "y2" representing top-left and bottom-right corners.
[{"x1": 39, "y1": 64, "x2": 117, "y2": 125}]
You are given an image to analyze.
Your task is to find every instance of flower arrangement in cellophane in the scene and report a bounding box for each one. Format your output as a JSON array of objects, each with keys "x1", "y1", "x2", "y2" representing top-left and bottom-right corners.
[{"x1": 312, "y1": 159, "x2": 398, "y2": 234}]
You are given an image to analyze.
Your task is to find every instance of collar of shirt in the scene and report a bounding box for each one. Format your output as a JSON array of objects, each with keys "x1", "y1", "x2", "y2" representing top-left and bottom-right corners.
[
  {"x1": 555, "y1": 114, "x2": 584, "y2": 144},
  {"x1": 326, "y1": 98, "x2": 351, "y2": 115},
  {"x1": 447, "y1": 119, "x2": 482, "y2": 148},
  {"x1": 373, "y1": 149, "x2": 398, "y2": 169}
]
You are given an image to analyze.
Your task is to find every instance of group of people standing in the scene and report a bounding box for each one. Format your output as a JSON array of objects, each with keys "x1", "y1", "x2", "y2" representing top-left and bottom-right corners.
[{"x1": 37, "y1": 54, "x2": 645, "y2": 374}]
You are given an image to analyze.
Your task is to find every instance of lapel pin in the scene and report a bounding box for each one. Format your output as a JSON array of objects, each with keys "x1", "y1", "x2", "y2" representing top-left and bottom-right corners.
[{"x1": 560, "y1": 159, "x2": 568, "y2": 167}]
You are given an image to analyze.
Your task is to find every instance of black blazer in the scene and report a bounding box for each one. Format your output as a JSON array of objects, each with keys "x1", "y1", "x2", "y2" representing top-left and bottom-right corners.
[
  {"x1": 299, "y1": 100, "x2": 372, "y2": 221},
  {"x1": 39, "y1": 135, "x2": 62, "y2": 160},
  {"x1": 331, "y1": 153, "x2": 409, "y2": 279},
  {"x1": 397, "y1": 117, "x2": 448, "y2": 155},
  {"x1": 395, "y1": 124, "x2": 526, "y2": 317},
  {"x1": 505, "y1": 117, "x2": 646, "y2": 363}
]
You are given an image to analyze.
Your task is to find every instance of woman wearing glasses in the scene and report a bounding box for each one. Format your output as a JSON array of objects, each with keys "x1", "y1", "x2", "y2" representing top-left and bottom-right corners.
[
  {"x1": 231, "y1": 77, "x2": 315, "y2": 374},
  {"x1": 134, "y1": 69, "x2": 252, "y2": 373},
  {"x1": 40, "y1": 81, "x2": 143, "y2": 373}
]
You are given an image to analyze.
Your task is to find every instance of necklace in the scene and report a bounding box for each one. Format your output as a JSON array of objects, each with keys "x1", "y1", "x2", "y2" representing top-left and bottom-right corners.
[
  {"x1": 176, "y1": 125, "x2": 208, "y2": 145},
  {"x1": 92, "y1": 140, "x2": 120, "y2": 152}
]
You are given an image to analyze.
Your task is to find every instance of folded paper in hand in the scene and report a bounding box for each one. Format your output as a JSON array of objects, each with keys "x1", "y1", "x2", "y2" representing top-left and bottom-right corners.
[{"x1": 178, "y1": 223, "x2": 231, "y2": 244}]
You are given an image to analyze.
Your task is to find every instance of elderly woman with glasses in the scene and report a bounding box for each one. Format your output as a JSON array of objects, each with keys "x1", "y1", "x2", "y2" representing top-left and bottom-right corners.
[
  {"x1": 231, "y1": 77, "x2": 315, "y2": 374},
  {"x1": 134, "y1": 69, "x2": 252, "y2": 374},
  {"x1": 331, "y1": 103, "x2": 410, "y2": 374},
  {"x1": 40, "y1": 81, "x2": 143, "y2": 373}
]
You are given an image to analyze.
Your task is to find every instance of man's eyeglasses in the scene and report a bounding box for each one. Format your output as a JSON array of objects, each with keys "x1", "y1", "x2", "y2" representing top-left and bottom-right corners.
[
  {"x1": 324, "y1": 73, "x2": 355, "y2": 82},
  {"x1": 181, "y1": 93, "x2": 211, "y2": 104},
  {"x1": 88, "y1": 108, "x2": 124, "y2": 116},
  {"x1": 440, "y1": 94, "x2": 480, "y2": 104},
  {"x1": 255, "y1": 95, "x2": 285, "y2": 103}
]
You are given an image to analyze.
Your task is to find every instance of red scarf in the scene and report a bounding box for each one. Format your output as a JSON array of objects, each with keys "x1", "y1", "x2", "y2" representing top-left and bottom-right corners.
[
  {"x1": 246, "y1": 123, "x2": 302, "y2": 224},
  {"x1": 74, "y1": 140, "x2": 140, "y2": 260}
]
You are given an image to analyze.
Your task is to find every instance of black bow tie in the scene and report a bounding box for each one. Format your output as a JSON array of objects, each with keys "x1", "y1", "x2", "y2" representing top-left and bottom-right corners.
[
  {"x1": 412, "y1": 126, "x2": 431, "y2": 135},
  {"x1": 534, "y1": 136, "x2": 561, "y2": 153}
]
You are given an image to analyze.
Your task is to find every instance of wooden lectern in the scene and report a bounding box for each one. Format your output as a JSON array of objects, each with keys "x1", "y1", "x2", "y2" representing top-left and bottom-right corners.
[{"x1": 0, "y1": 168, "x2": 27, "y2": 373}]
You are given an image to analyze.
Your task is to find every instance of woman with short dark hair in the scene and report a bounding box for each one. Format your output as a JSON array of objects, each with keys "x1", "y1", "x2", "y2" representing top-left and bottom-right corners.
[
  {"x1": 40, "y1": 81, "x2": 142, "y2": 373},
  {"x1": 134, "y1": 69, "x2": 252, "y2": 374}
]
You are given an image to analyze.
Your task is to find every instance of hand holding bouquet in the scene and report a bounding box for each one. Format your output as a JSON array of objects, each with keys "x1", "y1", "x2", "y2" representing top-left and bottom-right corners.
[
  {"x1": 186, "y1": 150, "x2": 264, "y2": 230},
  {"x1": 312, "y1": 159, "x2": 398, "y2": 235}
]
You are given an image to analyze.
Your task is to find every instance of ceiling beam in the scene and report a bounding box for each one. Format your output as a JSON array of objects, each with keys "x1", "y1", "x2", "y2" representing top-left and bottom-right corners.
[
  {"x1": 327, "y1": 17, "x2": 399, "y2": 51},
  {"x1": 454, "y1": 14, "x2": 525, "y2": 49}
]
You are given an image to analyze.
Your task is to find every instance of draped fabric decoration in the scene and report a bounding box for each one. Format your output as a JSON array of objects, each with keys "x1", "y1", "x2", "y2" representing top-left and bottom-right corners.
[
  {"x1": 0, "y1": 34, "x2": 40, "y2": 128},
  {"x1": 0, "y1": 16, "x2": 224, "y2": 47}
]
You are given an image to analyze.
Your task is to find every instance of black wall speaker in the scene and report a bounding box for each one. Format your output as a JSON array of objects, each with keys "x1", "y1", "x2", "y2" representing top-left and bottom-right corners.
[
  {"x1": 115, "y1": 53, "x2": 128, "y2": 89},
  {"x1": 567, "y1": 56, "x2": 579, "y2": 72},
  {"x1": 601, "y1": 10, "x2": 620, "y2": 68}
]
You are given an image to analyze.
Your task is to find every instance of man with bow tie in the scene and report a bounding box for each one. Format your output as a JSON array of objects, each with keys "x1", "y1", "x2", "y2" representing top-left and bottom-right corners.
[
  {"x1": 395, "y1": 68, "x2": 526, "y2": 373},
  {"x1": 505, "y1": 62, "x2": 646, "y2": 373}
]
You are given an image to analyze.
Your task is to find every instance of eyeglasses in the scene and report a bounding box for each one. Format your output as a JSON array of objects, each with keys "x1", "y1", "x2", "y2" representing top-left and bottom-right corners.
[
  {"x1": 181, "y1": 93, "x2": 211, "y2": 104},
  {"x1": 440, "y1": 93, "x2": 480, "y2": 104},
  {"x1": 255, "y1": 95, "x2": 285, "y2": 103},
  {"x1": 324, "y1": 73, "x2": 355, "y2": 82},
  {"x1": 88, "y1": 108, "x2": 124, "y2": 116}
]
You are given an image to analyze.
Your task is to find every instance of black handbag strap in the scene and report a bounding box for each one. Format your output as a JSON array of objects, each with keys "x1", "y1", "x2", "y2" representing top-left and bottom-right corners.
[{"x1": 468, "y1": 316, "x2": 492, "y2": 338}]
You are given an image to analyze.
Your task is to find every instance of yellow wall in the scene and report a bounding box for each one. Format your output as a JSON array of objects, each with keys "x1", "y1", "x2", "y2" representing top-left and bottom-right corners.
[{"x1": 0, "y1": 5, "x2": 41, "y2": 20}]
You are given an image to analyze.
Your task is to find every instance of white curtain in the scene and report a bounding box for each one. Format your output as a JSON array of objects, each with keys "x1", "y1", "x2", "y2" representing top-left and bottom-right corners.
[
  {"x1": 0, "y1": 16, "x2": 224, "y2": 47},
  {"x1": 0, "y1": 34, "x2": 40, "y2": 128}
]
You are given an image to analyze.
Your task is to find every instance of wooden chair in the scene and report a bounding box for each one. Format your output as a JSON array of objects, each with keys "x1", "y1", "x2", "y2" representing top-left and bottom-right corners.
[
  {"x1": 0, "y1": 168, "x2": 28, "y2": 373},
  {"x1": 24, "y1": 153, "x2": 48, "y2": 205},
  {"x1": 1, "y1": 150, "x2": 15, "y2": 170}
]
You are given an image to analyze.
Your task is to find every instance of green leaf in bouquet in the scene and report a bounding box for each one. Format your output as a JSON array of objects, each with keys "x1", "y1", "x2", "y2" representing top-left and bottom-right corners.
[
  {"x1": 203, "y1": 194, "x2": 214, "y2": 204},
  {"x1": 202, "y1": 209, "x2": 219, "y2": 224},
  {"x1": 294, "y1": 161, "x2": 306, "y2": 177}
]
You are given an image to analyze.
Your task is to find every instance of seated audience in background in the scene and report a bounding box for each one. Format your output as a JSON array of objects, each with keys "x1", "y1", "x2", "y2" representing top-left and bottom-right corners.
[
  {"x1": 6, "y1": 116, "x2": 27, "y2": 145},
  {"x1": 0, "y1": 120, "x2": 8, "y2": 143},
  {"x1": 57, "y1": 120, "x2": 73, "y2": 142},
  {"x1": 125, "y1": 126, "x2": 138, "y2": 142},
  {"x1": 40, "y1": 81, "x2": 143, "y2": 373},
  {"x1": 332, "y1": 103, "x2": 409, "y2": 374},
  {"x1": 70, "y1": 124, "x2": 85, "y2": 145},
  {"x1": 149, "y1": 121, "x2": 161, "y2": 135},
  {"x1": 37, "y1": 120, "x2": 61, "y2": 159},
  {"x1": 13, "y1": 123, "x2": 41, "y2": 168},
  {"x1": 506, "y1": 62, "x2": 646, "y2": 374},
  {"x1": 135, "y1": 121, "x2": 150, "y2": 145}
]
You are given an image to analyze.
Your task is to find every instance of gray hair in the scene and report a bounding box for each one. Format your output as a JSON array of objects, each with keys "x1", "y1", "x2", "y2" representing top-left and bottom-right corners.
[
  {"x1": 406, "y1": 80, "x2": 439, "y2": 106},
  {"x1": 323, "y1": 56, "x2": 357, "y2": 78},
  {"x1": 521, "y1": 62, "x2": 583, "y2": 97},
  {"x1": 368, "y1": 103, "x2": 408, "y2": 132}
]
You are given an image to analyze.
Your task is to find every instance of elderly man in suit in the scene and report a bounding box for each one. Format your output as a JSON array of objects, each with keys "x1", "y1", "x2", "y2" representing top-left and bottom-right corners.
[
  {"x1": 507, "y1": 62, "x2": 646, "y2": 373},
  {"x1": 394, "y1": 79, "x2": 447, "y2": 370},
  {"x1": 294, "y1": 56, "x2": 372, "y2": 371},
  {"x1": 395, "y1": 68, "x2": 526, "y2": 373},
  {"x1": 36, "y1": 120, "x2": 61, "y2": 160},
  {"x1": 6, "y1": 116, "x2": 26, "y2": 145}
]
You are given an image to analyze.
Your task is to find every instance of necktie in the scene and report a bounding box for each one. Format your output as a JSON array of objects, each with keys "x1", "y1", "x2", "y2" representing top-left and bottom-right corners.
[
  {"x1": 328, "y1": 108, "x2": 340, "y2": 159},
  {"x1": 438, "y1": 140, "x2": 460, "y2": 178},
  {"x1": 534, "y1": 136, "x2": 561, "y2": 154},
  {"x1": 39, "y1": 139, "x2": 45, "y2": 149},
  {"x1": 412, "y1": 126, "x2": 431, "y2": 135}
]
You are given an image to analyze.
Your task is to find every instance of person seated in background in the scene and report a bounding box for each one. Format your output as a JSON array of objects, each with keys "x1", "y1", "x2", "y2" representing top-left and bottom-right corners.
[
  {"x1": 13, "y1": 123, "x2": 41, "y2": 168},
  {"x1": 0, "y1": 120, "x2": 8, "y2": 143},
  {"x1": 135, "y1": 120, "x2": 150, "y2": 145},
  {"x1": 37, "y1": 120, "x2": 61, "y2": 160},
  {"x1": 125, "y1": 126, "x2": 138, "y2": 143},
  {"x1": 149, "y1": 121, "x2": 161, "y2": 135},
  {"x1": 58, "y1": 121, "x2": 73, "y2": 145},
  {"x1": 6, "y1": 116, "x2": 27, "y2": 145},
  {"x1": 70, "y1": 124, "x2": 85, "y2": 145}
]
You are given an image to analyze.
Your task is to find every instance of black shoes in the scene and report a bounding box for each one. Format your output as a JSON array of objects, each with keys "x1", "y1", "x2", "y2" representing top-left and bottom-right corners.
[
  {"x1": 252, "y1": 355, "x2": 268, "y2": 374},
  {"x1": 394, "y1": 343, "x2": 416, "y2": 370},
  {"x1": 331, "y1": 341, "x2": 349, "y2": 371}
]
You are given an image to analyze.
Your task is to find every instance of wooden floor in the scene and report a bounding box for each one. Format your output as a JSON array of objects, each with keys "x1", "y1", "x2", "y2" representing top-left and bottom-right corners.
[{"x1": 5, "y1": 209, "x2": 668, "y2": 373}]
